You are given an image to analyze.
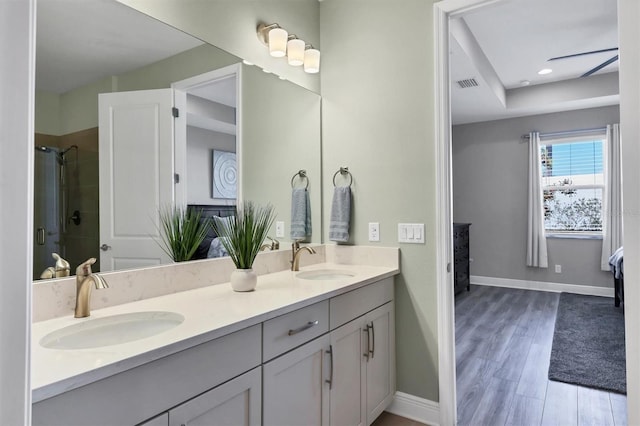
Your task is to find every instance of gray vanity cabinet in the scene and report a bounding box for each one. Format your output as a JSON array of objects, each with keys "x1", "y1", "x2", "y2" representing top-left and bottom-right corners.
[
  {"x1": 263, "y1": 278, "x2": 395, "y2": 426},
  {"x1": 34, "y1": 278, "x2": 395, "y2": 426}
]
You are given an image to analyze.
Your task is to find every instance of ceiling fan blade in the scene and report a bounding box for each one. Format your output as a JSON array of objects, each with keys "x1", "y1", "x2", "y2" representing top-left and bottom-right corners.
[
  {"x1": 549, "y1": 47, "x2": 618, "y2": 61},
  {"x1": 581, "y1": 55, "x2": 619, "y2": 78}
]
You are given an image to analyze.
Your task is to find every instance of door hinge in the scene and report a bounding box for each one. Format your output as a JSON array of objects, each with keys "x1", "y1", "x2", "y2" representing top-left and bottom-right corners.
[
  {"x1": 174, "y1": 173, "x2": 180, "y2": 184},
  {"x1": 172, "y1": 107, "x2": 179, "y2": 118}
]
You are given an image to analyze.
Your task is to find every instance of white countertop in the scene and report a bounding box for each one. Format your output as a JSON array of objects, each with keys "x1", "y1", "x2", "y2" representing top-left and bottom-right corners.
[{"x1": 31, "y1": 262, "x2": 398, "y2": 402}]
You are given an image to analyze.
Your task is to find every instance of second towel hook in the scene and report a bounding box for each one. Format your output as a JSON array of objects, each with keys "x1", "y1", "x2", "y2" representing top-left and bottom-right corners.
[
  {"x1": 332, "y1": 167, "x2": 353, "y2": 187},
  {"x1": 291, "y1": 170, "x2": 309, "y2": 189}
]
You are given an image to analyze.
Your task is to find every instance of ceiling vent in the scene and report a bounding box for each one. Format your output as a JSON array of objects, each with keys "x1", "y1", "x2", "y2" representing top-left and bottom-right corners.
[{"x1": 456, "y1": 78, "x2": 479, "y2": 88}]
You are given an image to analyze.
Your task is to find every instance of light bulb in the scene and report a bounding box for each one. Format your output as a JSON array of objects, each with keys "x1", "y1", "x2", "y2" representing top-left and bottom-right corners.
[
  {"x1": 287, "y1": 38, "x2": 305, "y2": 66},
  {"x1": 268, "y1": 27, "x2": 288, "y2": 58},
  {"x1": 304, "y1": 48, "x2": 320, "y2": 74}
]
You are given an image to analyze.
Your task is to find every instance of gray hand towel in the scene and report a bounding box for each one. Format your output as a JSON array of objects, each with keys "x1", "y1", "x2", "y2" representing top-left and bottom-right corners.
[
  {"x1": 290, "y1": 188, "x2": 312, "y2": 239},
  {"x1": 329, "y1": 186, "x2": 351, "y2": 242}
]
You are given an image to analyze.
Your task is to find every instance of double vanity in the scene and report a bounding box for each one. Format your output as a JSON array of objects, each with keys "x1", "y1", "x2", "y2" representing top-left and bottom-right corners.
[{"x1": 31, "y1": 245, "x2": 399, "y2": 426}]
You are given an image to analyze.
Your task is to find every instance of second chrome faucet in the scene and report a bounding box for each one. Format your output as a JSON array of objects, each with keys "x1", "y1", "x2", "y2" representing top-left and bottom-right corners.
[{"x1": 291, "y1": 240, "x2": 316, "y2": 271}]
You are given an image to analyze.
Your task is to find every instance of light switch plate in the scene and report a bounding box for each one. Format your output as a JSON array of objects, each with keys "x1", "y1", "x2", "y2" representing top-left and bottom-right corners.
[
  {"x1": 398, "y1": 223, "x2": 425, "y2": 243},
  {"x1": 369, "y1": 222, "x2": 380, "y2": 242},
  {"x1": 275, "y1": 221, "x2": 285, "y2": 238}
]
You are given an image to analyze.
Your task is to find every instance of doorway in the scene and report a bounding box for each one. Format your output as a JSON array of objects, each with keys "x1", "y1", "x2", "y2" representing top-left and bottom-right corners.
[{"x1": 434, "y1": 0, "x2": 628, "y2": 424}]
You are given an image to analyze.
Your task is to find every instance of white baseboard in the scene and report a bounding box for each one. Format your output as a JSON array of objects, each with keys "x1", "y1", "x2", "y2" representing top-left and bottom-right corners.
[
  {"x1": 470, "y1": 275, "x2": 614, "y2": 297},
  {"x1": 386, "y1": 392, "x2": 440, "y2": 426}
]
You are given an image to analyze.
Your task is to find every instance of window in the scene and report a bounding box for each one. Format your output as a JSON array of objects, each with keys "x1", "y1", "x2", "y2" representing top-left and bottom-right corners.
[{"x1": 540, "y1": 134, "x2": 605, "y2": 233}]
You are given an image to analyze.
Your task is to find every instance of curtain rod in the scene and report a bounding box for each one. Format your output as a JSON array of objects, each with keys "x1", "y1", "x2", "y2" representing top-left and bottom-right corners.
[{"x1": 521, "y1": 126, "x2": 607, "y2": 140}]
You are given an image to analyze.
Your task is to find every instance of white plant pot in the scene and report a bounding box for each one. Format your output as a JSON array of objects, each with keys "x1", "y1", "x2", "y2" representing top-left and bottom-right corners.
[{"x1": 230, "y1": 268, "x2": 257, "y2": 292}]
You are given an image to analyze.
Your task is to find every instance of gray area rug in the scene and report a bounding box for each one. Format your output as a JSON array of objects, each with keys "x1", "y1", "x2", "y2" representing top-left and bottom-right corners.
[{"x1": 549, "y1": 292, "x2": 626, "y2": 394}]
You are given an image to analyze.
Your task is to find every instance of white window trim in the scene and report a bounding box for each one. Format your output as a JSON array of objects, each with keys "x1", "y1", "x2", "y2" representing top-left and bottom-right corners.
[{"x1": 541, "y1": 136, "x2": 606, "y2": 234}]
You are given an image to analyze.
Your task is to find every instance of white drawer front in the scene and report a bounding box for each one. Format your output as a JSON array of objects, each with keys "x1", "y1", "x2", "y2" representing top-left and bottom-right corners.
[
  {"x1": 330, "y1": 277, "x2": 394, "y2": 329},
  {"x1": 263, "y1": 300, "x2": 329, "y2": 362}
]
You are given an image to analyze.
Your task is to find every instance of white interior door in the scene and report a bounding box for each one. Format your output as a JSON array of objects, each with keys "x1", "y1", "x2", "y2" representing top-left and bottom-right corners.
[{"x1": 98, "y1": 89, "x2": 175, "y2": 271}]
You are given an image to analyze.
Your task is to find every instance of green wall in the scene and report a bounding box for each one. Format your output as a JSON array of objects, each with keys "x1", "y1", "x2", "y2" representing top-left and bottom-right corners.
[
  {"x1": 320, "y1": 0, "x2": 440, "y2": 401},
  {"x1": 241, "y1": 65, "x2": 322, "y2": 243},
  {"x1": 117, "y1": 0, "x2": 321, "y2": 93}
]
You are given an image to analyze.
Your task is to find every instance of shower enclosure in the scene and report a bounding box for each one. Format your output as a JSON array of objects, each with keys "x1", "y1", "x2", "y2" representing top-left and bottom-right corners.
[{"x1": 33, "y1": 145, "x2": 78, "y2": 279}]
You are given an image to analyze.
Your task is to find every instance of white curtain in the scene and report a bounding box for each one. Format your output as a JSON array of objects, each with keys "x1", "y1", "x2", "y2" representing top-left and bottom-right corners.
[
  {"x1": 526, "y1": 132, "x2": 548, "y2": 268},
  {"x1": 601, "y1": 123, "x2": 623, "y2": 270}
]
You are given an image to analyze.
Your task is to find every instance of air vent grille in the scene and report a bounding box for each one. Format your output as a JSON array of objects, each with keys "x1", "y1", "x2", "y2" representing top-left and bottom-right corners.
[{"x1": 456, "y1": 78, "x2": 479, "y2": 88}]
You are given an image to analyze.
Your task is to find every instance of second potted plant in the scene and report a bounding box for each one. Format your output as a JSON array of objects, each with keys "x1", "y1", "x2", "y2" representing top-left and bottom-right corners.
[{"x1": 212, "y1": 201, "x2": 276, "y2": 292}]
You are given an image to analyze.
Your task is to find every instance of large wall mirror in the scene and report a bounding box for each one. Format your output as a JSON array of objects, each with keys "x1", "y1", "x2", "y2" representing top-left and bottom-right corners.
[{"x1": 34, "y1": 0, "x2": 321, "y2": 280}]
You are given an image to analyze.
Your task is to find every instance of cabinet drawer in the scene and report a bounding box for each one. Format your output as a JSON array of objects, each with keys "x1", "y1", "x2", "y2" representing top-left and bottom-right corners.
[
  {"x1": 330, "y1": 277, "x2": 394, "y2": 330},
  {"x1": 263, "y1": 300, "x2": 329, "y2": 362}
]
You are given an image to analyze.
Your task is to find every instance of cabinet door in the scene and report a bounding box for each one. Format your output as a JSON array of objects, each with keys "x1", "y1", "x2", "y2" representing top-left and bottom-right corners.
[
  {"x1": 263, "y1": 334, "x2": 331, "y2": 426},
  {"x1": 330, "y1": 318, "x2": 366, "y2": 426},
  {"x1": 364, "y1": 302, "x2": 395, "y2": 425},
  {"x1": 168, "y1": 367, "x2": 261, "y2": 426}
]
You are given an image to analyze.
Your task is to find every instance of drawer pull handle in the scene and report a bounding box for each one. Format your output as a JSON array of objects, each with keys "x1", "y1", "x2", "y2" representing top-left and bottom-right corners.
[
  {"x1": 325, "y1": 344, "x2": 334, "y2": 389},
  {"x1": 288, "y1": 320, "x2": 319, "y2": 336},
  {"x1": 370, "y1": 322, "x2": 375, "y2": 359},
  {"x1": 363, "y1": 327, "x2": 370, "y2": 361}
]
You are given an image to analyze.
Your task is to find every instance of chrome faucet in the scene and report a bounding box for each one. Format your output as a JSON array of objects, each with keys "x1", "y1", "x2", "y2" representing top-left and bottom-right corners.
[
  {"x1": 291, "y1": 240, "x2": 316, "y2": 271},
  {"x1": 74, "y1": 257, "x2": 109, "y2": 318}
]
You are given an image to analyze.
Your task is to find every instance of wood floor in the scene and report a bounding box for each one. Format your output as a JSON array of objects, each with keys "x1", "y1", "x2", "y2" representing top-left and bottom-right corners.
[{"x1": 455, "y1": 285, "x2": 627, "y2": 426}]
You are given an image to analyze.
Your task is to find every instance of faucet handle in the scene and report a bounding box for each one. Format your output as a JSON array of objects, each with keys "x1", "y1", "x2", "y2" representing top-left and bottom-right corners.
[
  {"x1": 267, "y1": 236, "x2": 280, "y2": 250},
  {"x1": 76, "y1": 257, "x2": 97, "y2": 277}
]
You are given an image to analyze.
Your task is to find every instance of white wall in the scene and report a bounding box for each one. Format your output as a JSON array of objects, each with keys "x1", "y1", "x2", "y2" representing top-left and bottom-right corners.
[
  {"x1": 0, "y1": 0, "x2": 34, "y2": 424},
  {"x1": 619, "y1": 0, "x2": 640, "y2": 423},
  {"x1": 452, "y1": 106, "x2": 619, "y2": 288}
]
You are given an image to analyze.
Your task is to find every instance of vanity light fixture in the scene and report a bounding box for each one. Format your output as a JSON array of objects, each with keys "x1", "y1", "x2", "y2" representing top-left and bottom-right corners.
[
  {"x1": 303, "y1": 45, "x2": 320, "y2": 74},
  {"x1": 257, "y1": 22, "x2": 321, "y2": 73}
]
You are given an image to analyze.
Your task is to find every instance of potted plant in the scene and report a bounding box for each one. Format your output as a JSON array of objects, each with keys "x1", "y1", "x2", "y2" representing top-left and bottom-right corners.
[
  {"x1": 212, "y1": 201, "x2": 276, "y2": 292},
  {"x1": 157, "y1": 205, "x2": 211, "y2": 262}
]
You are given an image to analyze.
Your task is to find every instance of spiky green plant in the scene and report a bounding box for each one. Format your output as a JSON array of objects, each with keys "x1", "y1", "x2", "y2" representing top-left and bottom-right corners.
[
  {"x1": 156, "y1": 205, "x2": 211, "y2": 262},
  {"x1": 212, "y1": 201, "x2": 276, "y2": 269}
]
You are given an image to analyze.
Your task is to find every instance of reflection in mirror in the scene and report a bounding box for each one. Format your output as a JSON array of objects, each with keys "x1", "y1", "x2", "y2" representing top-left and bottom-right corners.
[{"x1": 34, "y1": 0, "x2": 321, "y2": 280}]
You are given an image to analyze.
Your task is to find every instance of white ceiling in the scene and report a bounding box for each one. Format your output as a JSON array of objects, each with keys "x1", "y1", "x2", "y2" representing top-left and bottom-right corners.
[{"x1": 450, "y1": 0, "x2": 619, "y2": 125}]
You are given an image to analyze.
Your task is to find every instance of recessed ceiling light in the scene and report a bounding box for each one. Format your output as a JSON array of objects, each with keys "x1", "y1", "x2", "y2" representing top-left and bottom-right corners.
[
  {"x1": 242, "y1": 59, "x2": 254, "y2": 66},
  {"x1": 262, "y1": 69, "x2": 272, "y2": 74},
  {"x1": 520, "y1": 80, "x2": 531, "y2": 86},
  {"x1": 538, "y1": 68, "x2": 553, "y2": 75}
]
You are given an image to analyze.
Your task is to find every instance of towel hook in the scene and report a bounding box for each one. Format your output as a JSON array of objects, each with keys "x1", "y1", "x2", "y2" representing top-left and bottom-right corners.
[
  {"x1": 332, "y1": 167, "x2": 353, "y2": 187},
  {"x1": 291, "y1": 170, "x2": 309, "y2": 190}
]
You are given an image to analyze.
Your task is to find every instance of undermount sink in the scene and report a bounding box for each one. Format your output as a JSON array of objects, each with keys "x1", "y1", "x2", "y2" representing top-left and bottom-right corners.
[
  {"x1": 296, "y1": 269, "x2": 356, "y2": 281},
  {"x1": 40, "y1": 311, "x2": 185, "y2": 350}
]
